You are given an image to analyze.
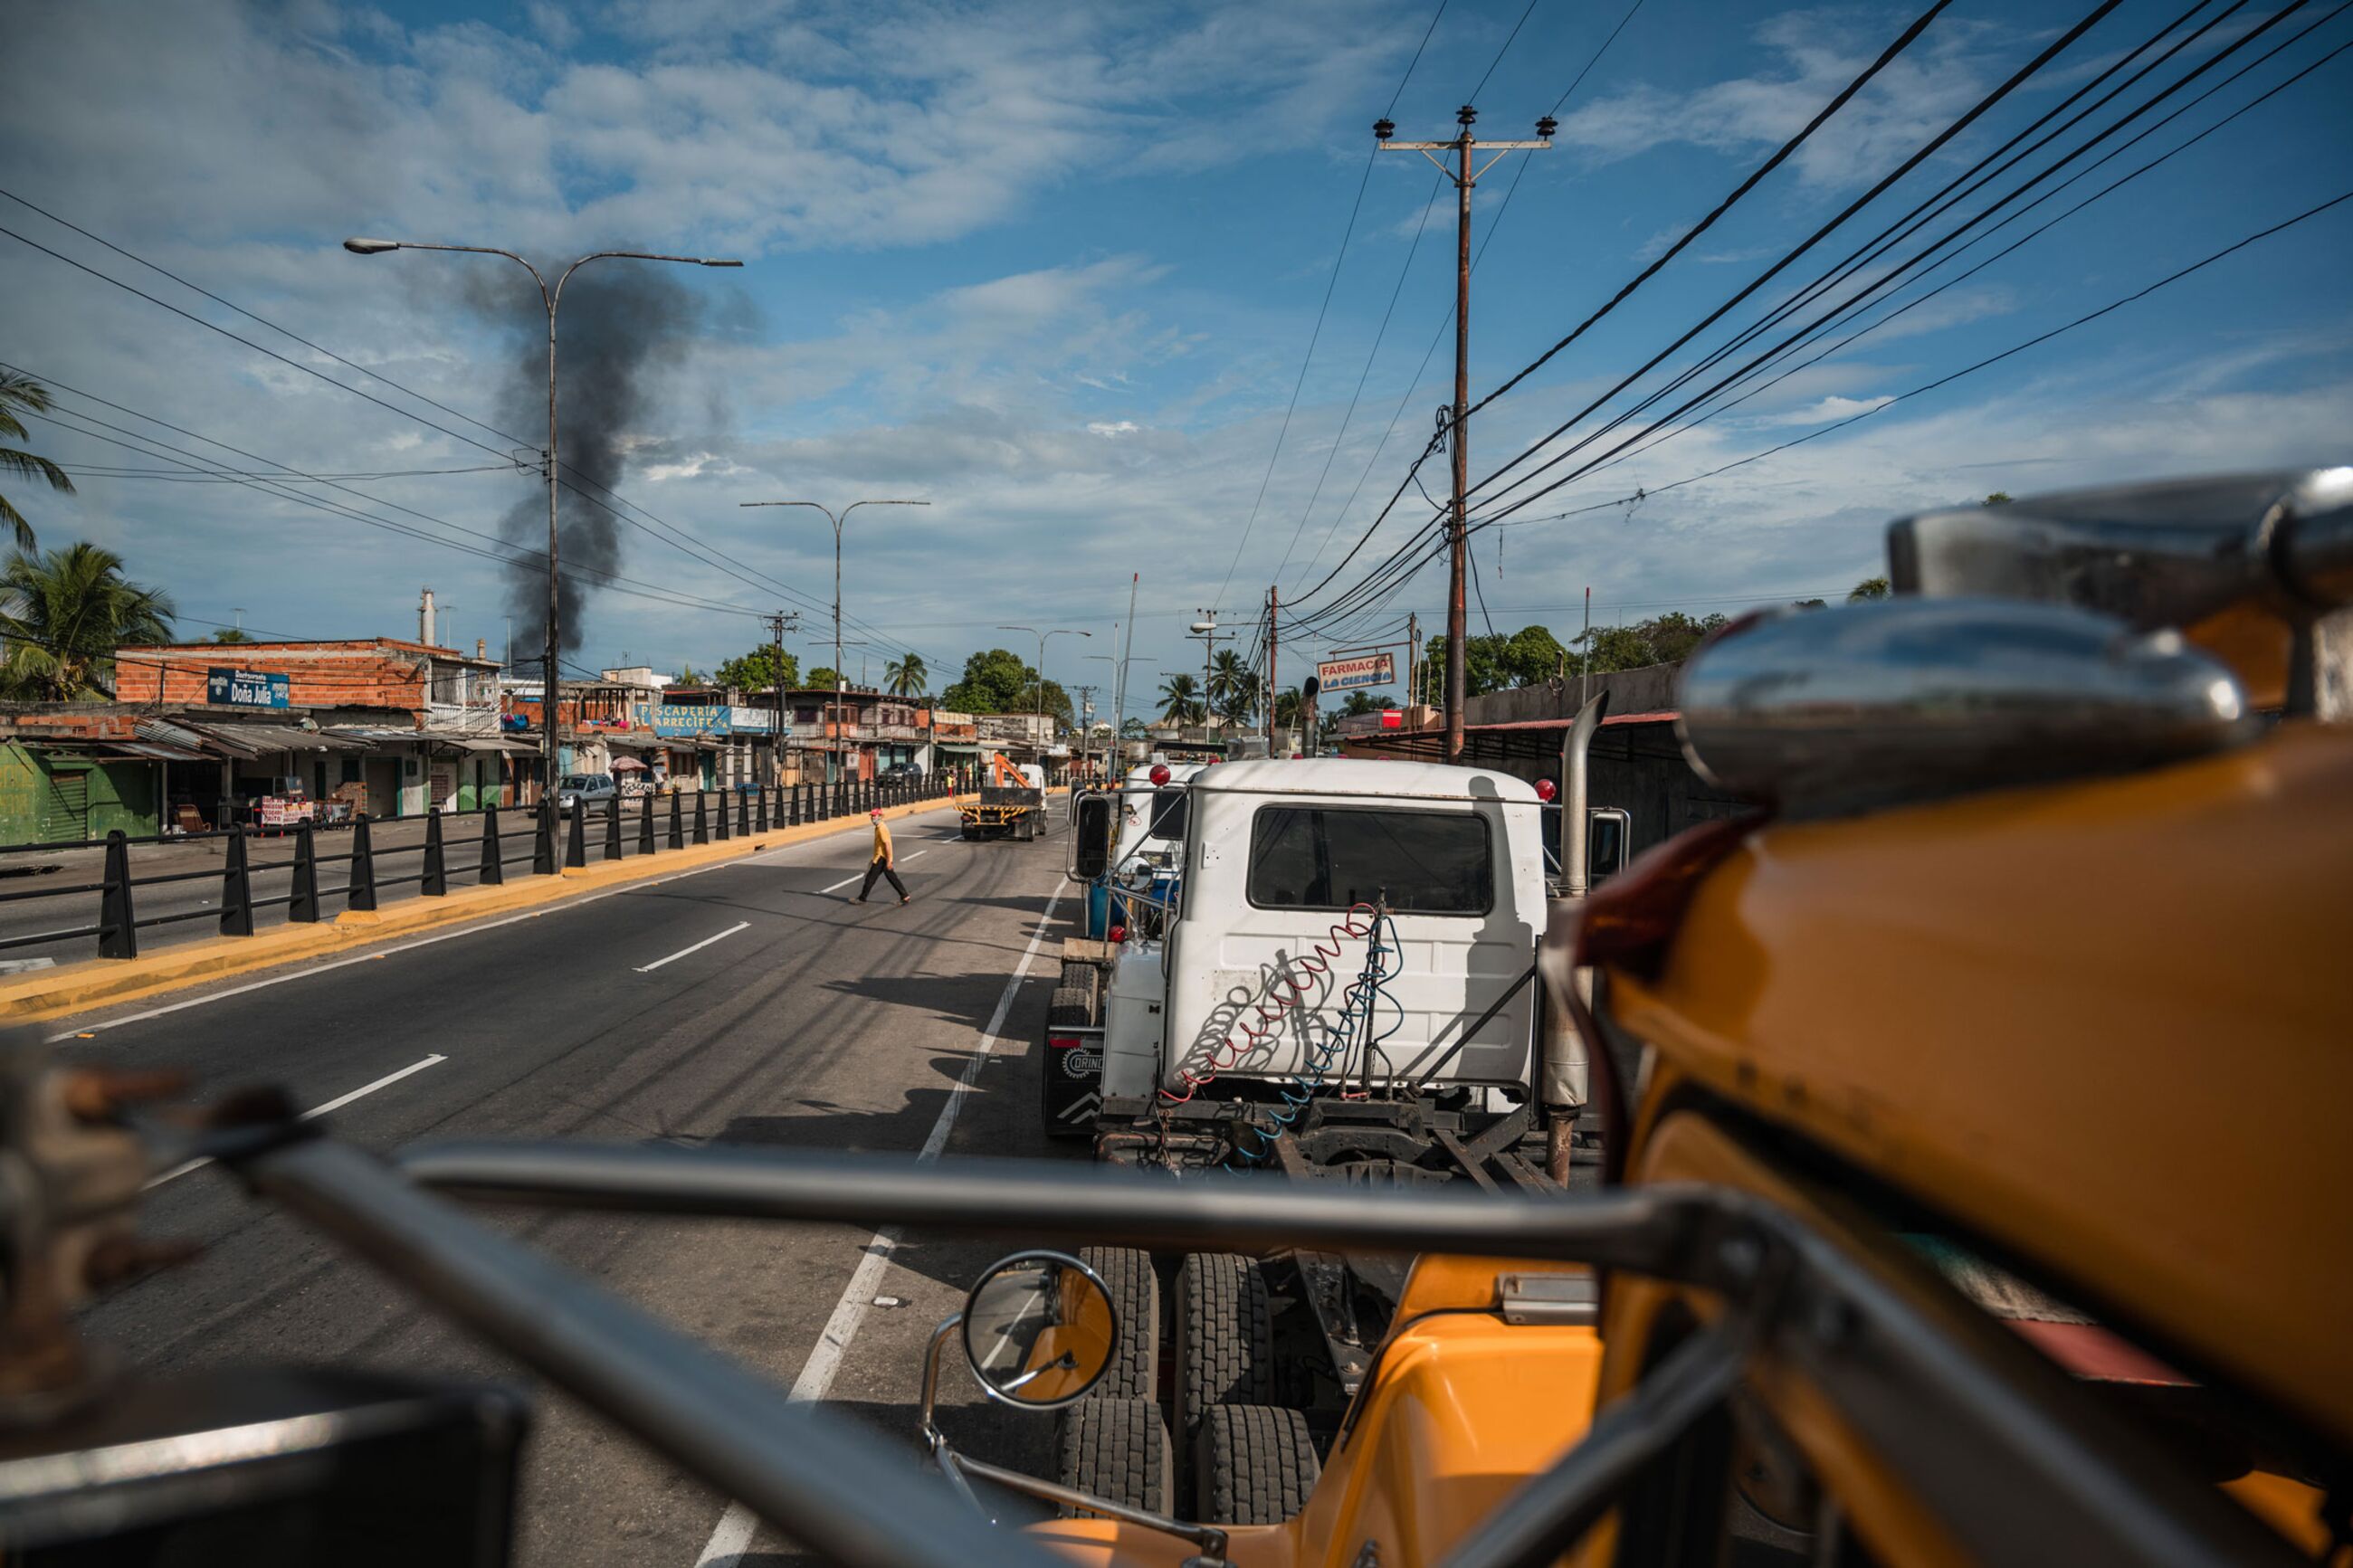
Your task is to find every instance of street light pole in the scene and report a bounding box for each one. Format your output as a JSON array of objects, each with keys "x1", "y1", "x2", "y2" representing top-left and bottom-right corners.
[
  {"x1": 346, "y1": 238, "x2": 740, "y2": 800},
  {"x1": 996, "y1": 625, "x2": 1090, "y2": 772},
  {"x1": 740, "y1": 499, "x2": 928, "y2": 784}
]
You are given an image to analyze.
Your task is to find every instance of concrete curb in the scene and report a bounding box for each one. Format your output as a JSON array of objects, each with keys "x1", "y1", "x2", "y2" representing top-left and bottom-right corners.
[{"x1": 2, "y1": 795, "x2": 961, "y2": 1026}]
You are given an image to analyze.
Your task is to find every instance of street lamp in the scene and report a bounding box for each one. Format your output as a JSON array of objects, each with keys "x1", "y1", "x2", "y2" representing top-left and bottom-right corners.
[
  {"x1": 346, "y1": 237, "x2": 741, "y2": 799},
  {"x1": 996, "y1": 625, "x2": 1090, "y2": 767},
  {"x1": 740, "y1": 499, "x2": 928, "y2": 785}
]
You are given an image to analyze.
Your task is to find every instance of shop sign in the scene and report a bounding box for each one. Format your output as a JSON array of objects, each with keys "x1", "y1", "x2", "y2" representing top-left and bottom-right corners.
[
  {"x1": 207, "y1": 668, "x2": 291, "y2": 708},
  {"x1": 1314, "y1": 652, "x2": 1395, "y2": 693}
]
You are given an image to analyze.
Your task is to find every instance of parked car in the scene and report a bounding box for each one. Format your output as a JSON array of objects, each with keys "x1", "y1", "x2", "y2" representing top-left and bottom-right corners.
[
  {"x1": 554, "y1": 773, "x2": 617, "y2": 812},
  {"x1": 881, "y1": 762, "x2": 923, "y2": 783}
]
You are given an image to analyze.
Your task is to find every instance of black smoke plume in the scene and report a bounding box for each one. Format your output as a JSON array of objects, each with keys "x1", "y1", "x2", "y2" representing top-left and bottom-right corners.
[{"x1": 470, "y1": 264, "x2": 701, "y2": 667}]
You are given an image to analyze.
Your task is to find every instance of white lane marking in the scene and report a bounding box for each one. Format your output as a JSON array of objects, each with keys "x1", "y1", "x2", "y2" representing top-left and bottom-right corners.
[
  {"x1": 48, "y1": 804, "x2": 963, "y2": 1041},
  {"x1": 818, "y1": 872, "x2": 862, "y2": 895},
  {"x1": 693, "y1": 878, "x2": 1068, "y2": 1568},
  {"x1": 900, "y1": 851, "x2": 928, "y2": 862},
  {"x1": 147, "y1": 1054, "x2": 448, "y2": 1189},
  {"x1": 634, "y1": 921, "x2": 750, "y2": 974}
]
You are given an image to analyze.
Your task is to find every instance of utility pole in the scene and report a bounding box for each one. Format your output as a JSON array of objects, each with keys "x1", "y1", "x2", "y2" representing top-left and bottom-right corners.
[
  {"x1": 1377, "y1": 105, "x2": 1552, "y2": 765},
  {"x1": 1406, "y1": 610, "x2": 1421, "y2": 713},
  {"x1": 1187, "y1": 612, "x2": 1230, "y2": 750},
  {"x1": 1071, "y1": 684, "x2": 1098, "y2": 780},
  {"x1": 766, "y1": 611, "x2": 799, "y2": 784},
  {"x1": 1264, "y1": 584, "x2": 1279, "y2": 750}
]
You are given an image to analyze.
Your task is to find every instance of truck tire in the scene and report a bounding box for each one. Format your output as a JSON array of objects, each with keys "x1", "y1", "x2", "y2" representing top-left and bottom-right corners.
[
  {"x1": 1054, "y1": 1398, "x2": 1174, "y2": 1517},
  {"x1": 1076, "y1": 1247, "x2": 1159, "y2": 1402},
  {"x1": 1057, "y1": 960, "x2": 1102, "y2": 1014},
  {"x1": 1174, "y1": 1254, "x2": 1276, "y2": 1473},
  {"x1": 1195, "y1": 1404, "x2": 1319, "y2": 1525}
]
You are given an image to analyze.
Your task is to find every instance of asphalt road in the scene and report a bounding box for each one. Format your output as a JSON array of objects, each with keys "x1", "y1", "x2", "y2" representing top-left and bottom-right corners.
[
  {"x1": 56, "y1": 801, "x2": 1081, "y2": 1566},
  {"x1": 0, "y1": 790, "x2": 895, "y2": 968}
]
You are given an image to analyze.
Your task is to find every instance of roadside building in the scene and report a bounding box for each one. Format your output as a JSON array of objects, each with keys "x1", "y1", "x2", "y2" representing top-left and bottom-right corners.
[
  {"x1": 779, "y1": 684, "x2": 915, "y2": 784},
  {"x1": 107, "y1": 635, "x2": 516, "y2": 825},
  {"x1": 927, "y1": 708, "x2": 977, "y2": 781}
]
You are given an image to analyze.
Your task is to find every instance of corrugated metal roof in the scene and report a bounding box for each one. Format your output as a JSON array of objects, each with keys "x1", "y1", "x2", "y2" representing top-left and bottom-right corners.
[{"x1": 181, "y1": 720, "x2": 368, "y2": 754}]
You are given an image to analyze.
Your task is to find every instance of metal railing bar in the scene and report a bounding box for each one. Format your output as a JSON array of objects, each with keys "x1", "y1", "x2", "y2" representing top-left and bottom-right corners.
[
  {"x1": 0, "y1": 881, "x2": 107, "y2": 905},
  {"x1": 0, "y1": 926, "x2": 102, "y2": 950}
]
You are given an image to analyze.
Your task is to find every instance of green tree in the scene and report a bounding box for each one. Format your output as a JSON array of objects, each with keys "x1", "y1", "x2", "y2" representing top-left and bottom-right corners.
[
  {"x1": 715, "y1": 644, "x2": 798, "y2": 692},
  {"x1": 1984, "y1": 491, "x2": 2012, "y2": 506},
  {"x1": 1272, "y1": 687, "x2": 1306, "y2": 727},
  {"x1": 1420, "y1": 623, "x2": 1574, "y2": 699},
  {"x1": 804, "y1": 665, "x2": 837, "y2": 690},
  {"x1": 674, "y1": 662, "x2": 707, "y2": 686},
  {"x1": 1847, "y1": 576, "x2": 1891, "y2": 602},
  {"x1": 0, "y1": 542, "x2": 176, "y2": 699},
  {"x1": 1207, "y1": 649, "x2": 1252, "y2": 717},
  {"x1": 1157, "y1": 673, "x2": 1204, "y2": 725},
  {"x1": 884, "y1": 651, "x2": 928, "y2": 698},
  {"x1": 939, "y1": 648, "x2": 1070, "y2": 724},
  {"x1": 1215, "y1": 666, "x2": 1259, "y2": 727},
  {"x1": 0, "y1": 370, "x2": 73, "y2": 550},
  {"x1": 210, "y1": 626, "x2": 253, "y2": 644},
  {"x1": 1791, "y1": 597, "x2": 1828, "y2": 611},
  {"x1": 1120, "y1": 716, "x2": 1148, "y2": 740}
]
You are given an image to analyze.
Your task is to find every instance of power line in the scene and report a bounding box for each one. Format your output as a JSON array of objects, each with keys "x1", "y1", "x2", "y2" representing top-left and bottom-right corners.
[
  {"x1": 1462, "y1": 185, "x2": 2353, "y2": 530},
  {"x1": 1464, "y1": 0, "x2": 2345, "y2": 523},
  {"x1": 0, "y1": 198, "x2": 938, "y2": 660},
  {"x1": 1460, "y1": 0, "x2": 2128, "y2": 509},
  {"x1": 1466, "y1": 0, "x2": 1955, "y2": 422},
  {"x1": 14, "y1": 375, "x2": 773, "y2": 624},
  {"x1": 1209, "y1": 0, "x2": 1453, "y2": 611}
]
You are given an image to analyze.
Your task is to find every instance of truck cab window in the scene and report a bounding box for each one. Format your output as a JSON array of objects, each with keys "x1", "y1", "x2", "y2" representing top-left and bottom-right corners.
[
  {"x1": 1146, "y1": 788, "x2": 1188, "y2": 841},
  {"x1": 1246, "y1": 806, "x2": 1492, "y2": 915}
]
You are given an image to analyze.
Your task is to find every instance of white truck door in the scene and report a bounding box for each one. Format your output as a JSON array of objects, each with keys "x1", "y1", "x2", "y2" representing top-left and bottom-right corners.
[{"x1": 1163, "y1": 789, "x2": 1543, "y2": 1093}]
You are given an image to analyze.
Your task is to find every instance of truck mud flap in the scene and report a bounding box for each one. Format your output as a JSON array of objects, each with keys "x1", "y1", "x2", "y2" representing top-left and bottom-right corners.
[{"x1": 1041, "y1": 1022, "x2": 1105, "y2": 1139}]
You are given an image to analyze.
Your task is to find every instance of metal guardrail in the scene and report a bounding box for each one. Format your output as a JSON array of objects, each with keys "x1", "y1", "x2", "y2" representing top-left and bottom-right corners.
[{"x1": 0, "y1": 774, "x2": 958, "y2": 962}]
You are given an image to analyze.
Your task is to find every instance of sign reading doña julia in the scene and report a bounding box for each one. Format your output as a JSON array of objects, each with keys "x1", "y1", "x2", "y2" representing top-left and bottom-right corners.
[
  {"x1": 206, "y1": 667, "x2": 291, "y2": 708},
  {"x1": 1314, "y1": 651, "x2": 1396, "y2": 693}
]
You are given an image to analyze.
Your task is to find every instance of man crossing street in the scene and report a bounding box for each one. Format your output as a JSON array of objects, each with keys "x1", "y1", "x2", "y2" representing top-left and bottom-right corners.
[{"x1": 857, "y1": 807, "x2": 910, "y2": 905}]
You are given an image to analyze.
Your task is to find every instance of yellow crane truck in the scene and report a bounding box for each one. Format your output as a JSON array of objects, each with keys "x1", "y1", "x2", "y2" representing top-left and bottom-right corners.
[
  {"x1": 963, "y1": 749, "x2": 1049, "y2": 841},
  {"x1": 5, "y1": 468, "x2": 2346, "y2": 1568}
]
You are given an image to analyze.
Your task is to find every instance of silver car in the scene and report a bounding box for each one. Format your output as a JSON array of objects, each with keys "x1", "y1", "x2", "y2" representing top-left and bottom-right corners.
[{"x1": 554, "y1": 772, "x2": 618, "y2": 812}]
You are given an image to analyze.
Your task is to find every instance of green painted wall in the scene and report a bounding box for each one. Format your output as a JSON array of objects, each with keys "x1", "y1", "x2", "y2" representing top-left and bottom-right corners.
[{"x1": 0, "y1": 746, "x2": 163, "y2": 845}]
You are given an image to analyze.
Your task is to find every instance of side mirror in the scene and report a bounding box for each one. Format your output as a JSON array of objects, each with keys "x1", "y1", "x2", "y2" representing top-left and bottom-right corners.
[
  {"x1": 961, "y1": 1251, "x2": 1118, "y2": 1411},
  {"x1": 1072, "y1": 795, "x2": 1112, "y2": 879},
  {"x1": 1586, "y1": 807, "x2": 1630, "y2": 885}
]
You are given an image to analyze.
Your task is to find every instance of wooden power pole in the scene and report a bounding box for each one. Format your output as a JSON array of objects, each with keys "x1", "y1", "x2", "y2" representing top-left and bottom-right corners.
[{"x1": 1377, "y1": 105, "x2": 1551, "y2": 765}]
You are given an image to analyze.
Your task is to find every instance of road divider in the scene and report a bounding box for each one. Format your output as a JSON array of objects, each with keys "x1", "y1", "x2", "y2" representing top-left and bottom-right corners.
[{"x1": 1, "y1": 798, "x2": 955, "y2": 1027}]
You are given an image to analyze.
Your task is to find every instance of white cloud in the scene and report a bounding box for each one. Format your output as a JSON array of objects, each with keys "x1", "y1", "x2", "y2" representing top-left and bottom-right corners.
[
  {"x1": 1774, "y1": 393, "x2": 1896, "y2": 424},
  {"x1": 1087, "y1": 421, "x2": 1141, "y2": 437}
]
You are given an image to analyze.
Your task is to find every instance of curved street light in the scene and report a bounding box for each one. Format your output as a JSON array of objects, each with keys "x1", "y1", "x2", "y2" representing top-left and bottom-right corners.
[
  {"x1": 346, "y1": 238, "x2": 742, "y2": 797},
  {"x1": 740, "y1": 499, "x2": 929, "y2": 784}
]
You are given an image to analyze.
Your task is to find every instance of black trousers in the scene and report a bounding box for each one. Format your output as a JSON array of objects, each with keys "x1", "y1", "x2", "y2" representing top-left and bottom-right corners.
[{"x1": 858, "y1": 858, "x2": 908, "y2": 900}]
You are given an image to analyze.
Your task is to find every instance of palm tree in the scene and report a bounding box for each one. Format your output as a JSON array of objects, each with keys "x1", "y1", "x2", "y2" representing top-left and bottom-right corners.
[
  {"x1": 0, "y1": 542, "x2": 176, "y2": 699},
  {"x1": 1847, "y1": 576, "x2": 1891, "y2": 603},
  {"x1": 1158, "y1": 673, "x2": 1203, "y2": 726},
  {"x1": 1206, "y1": 649, "x2": 1247, "y2": 707},
  {"x1": 1216, "y1": 668, "x2": 1259, "y2": 728},
  {"x1": 0, "y1": 371, "x2": 74, "y2": 550},
  {"x1": 884, "y1": 651, "x2": 927, "y2": 698}
]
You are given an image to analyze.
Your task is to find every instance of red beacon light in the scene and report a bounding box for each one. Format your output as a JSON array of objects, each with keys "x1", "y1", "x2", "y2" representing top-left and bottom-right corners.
[
  {"x1": 1535, "y1": 777, "x2": 1558, "y2": 803},
  {"x1": 1148, "y1": 764, "x2": 1171, "y2": 786},
  {"x1": 1108, "y1": 923, "x2": 1128, "y2": 944}
]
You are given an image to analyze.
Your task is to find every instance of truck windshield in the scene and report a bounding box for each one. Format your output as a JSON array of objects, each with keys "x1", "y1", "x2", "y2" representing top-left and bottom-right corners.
[
  {"x1": 1245, "y1": 806, "x2": 1492, "y2": 916},
  {"x1": 1146, "y1": 788, "x2": 1188, "y2": 841}
]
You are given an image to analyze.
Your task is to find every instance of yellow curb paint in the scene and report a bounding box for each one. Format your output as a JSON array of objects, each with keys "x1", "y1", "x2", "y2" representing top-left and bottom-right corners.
[{"x1": 0, "y1": 796, "x2": 948, "y2": 1026}]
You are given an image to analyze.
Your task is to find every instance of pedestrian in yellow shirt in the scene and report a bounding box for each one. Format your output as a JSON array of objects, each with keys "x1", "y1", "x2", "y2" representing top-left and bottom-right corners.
[{"x1": 857, "y1": 808, "x2": 910, "y2": 904}]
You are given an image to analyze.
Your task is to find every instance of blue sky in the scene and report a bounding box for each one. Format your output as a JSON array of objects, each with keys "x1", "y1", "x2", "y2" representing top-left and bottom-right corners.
[{"x1": 3, "y1": 0, "x2": 2348, "y2": 712}]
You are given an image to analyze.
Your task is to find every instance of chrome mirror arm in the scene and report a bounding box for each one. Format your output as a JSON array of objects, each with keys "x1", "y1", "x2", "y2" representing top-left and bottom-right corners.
[{"x1": 918, "y1": 1309, "x2": 1229, "y2": 1563}]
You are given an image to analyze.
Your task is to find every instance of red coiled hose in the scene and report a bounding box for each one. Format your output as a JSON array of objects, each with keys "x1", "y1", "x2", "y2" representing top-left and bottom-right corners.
[{"x1": 1157, "y1": 901, "x2": 1378, "y2": 1104}]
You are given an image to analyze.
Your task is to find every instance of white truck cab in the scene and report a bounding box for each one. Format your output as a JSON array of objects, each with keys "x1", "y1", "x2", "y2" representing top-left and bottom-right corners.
[{"x1": 1067, "y1": 759, "x2": 1551, "y2": 1171}]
